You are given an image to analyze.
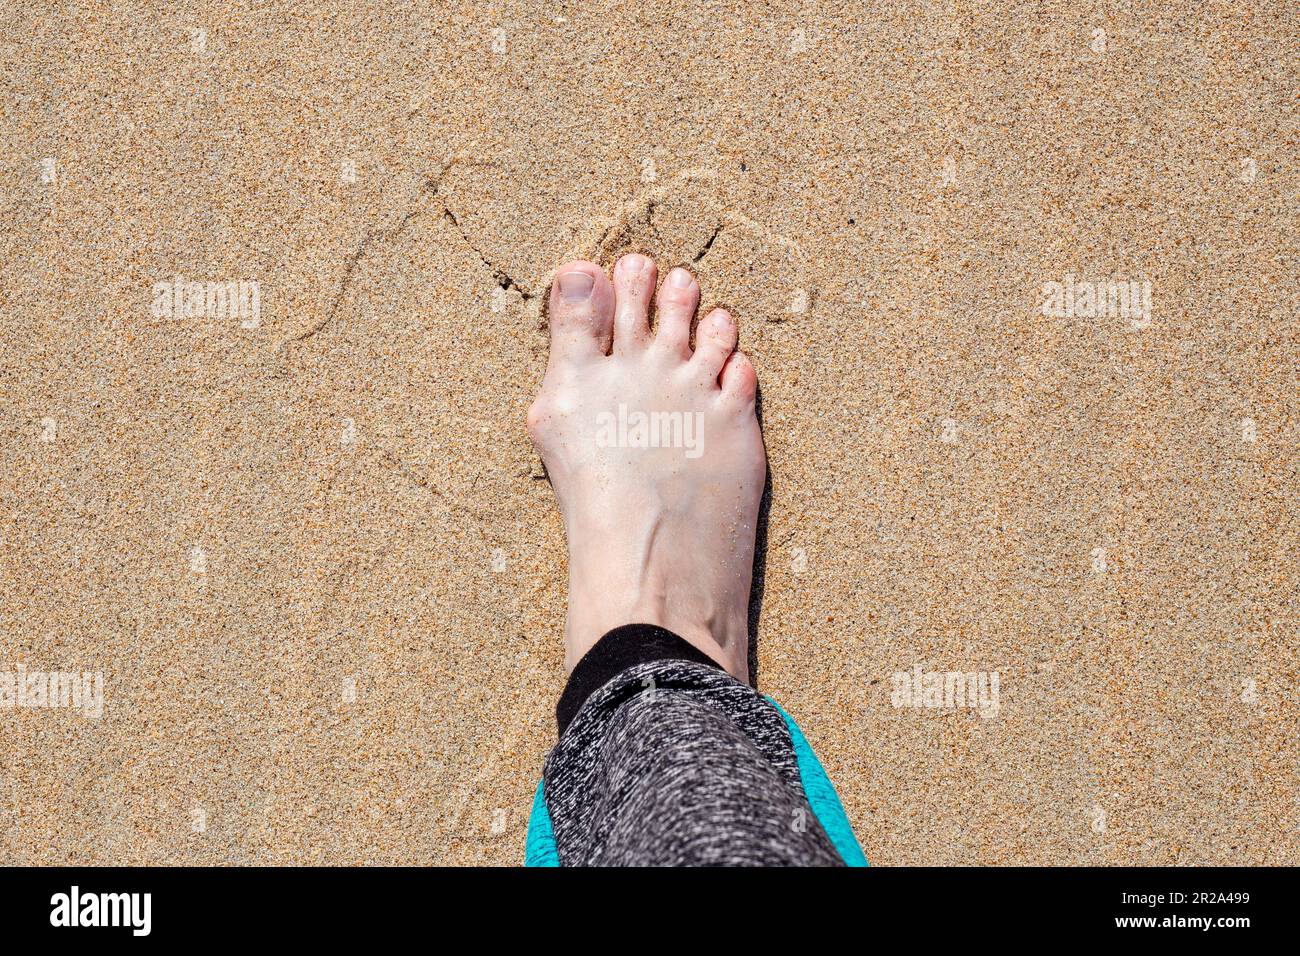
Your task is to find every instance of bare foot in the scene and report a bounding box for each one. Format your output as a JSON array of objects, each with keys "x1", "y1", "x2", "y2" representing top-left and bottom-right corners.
[{"x1": 527, "y1": 255, "x2": 766, "y2": 681}]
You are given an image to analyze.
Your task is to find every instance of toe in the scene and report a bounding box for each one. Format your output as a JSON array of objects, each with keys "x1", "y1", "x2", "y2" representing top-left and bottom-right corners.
[
  {"x1": 654, "y1": 266, "x2": 699, "y2": 357},
  {"x1": 547, "y1": 260, "x2": 614, "y2": 361},
  {"x1": 689, "y1": 308, "x2": 737, "y2": 383},
  {"x1": 612, "y1": 253, "x2": 655, "y2": 354},
  {"x1": 718, "y1": 350, "x2": 758, "y2": 405}
]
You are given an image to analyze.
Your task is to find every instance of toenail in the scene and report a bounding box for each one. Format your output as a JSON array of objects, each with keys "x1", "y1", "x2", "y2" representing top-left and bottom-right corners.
[
  {"x1": 669, "y1": 268, "x2": 694, "y2": 288},
  {"x1": 557, "y1": 272, "x2": 595, "y2": 303},
  {"x1": 621, "y1": 253, "x2": 649, "y2": 274}
]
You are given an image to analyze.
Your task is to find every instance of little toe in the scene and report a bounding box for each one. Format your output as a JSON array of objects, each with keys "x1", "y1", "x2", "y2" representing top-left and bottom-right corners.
[{"x1": 718, "y1": 350, "x2": 758, "y2": 405}]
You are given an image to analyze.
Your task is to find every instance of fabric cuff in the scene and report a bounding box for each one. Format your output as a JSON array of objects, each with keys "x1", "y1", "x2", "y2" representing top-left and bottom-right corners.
[{"x1": 555, "y1": 623, "x2": 722, "y2": 735}]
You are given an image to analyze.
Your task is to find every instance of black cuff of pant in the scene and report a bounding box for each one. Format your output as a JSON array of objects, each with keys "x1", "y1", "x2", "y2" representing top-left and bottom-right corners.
[{"x1": 556, "y1": 624, "x2": 722, "y2": 736}]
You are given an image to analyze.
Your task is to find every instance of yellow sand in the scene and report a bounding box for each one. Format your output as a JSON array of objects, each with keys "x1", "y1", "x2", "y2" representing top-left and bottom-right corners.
[{"x1": 2, "y1": 1, "x2": 1295, "y2": 864}]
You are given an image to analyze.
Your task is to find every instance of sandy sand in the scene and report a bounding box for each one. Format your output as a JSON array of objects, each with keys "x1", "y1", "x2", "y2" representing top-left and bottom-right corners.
[{"x1": 2, "y1": 1, "x2": 1296, "y2": 864}]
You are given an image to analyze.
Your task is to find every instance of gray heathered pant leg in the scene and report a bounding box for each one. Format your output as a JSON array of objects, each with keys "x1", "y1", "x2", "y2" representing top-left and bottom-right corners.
[{"x1": 542, "y1": 658, "x2": 843, "y2": 867}]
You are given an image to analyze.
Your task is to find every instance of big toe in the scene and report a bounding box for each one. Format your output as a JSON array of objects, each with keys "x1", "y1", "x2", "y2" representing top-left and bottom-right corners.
[{"x1": 547, "y1": 261, "x2": 614, "y2": 362}]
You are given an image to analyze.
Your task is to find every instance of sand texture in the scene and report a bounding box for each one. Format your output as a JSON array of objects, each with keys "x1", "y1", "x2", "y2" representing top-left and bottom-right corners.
[{"x1": 2, "y1": 0, "x2": 1297, "y2": 864}]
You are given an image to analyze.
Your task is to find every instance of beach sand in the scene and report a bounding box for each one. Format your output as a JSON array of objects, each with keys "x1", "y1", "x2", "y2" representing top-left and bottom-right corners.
[{"x1": 2, "y1": 0, "x2": 1296, "y2": 864}]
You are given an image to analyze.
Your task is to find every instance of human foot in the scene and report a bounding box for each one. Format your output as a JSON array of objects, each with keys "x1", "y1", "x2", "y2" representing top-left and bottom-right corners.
[{"x1": 527, "y1": 255, "x2": 766, "y2": 682}]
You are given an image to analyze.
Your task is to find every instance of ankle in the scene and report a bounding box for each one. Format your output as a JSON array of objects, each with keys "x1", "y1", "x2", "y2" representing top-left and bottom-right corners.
[{"x1": 565, "y1": 602, "x2": 748, "y2": 683}]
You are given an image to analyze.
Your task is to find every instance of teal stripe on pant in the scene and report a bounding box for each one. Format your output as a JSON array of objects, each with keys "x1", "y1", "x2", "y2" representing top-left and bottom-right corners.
[
  {"x1": 766, "y1": 697, "x2": 868, "y2": 867},
  {"x1": 525, "y1": 780, "x2": 559, "y2": 867}
]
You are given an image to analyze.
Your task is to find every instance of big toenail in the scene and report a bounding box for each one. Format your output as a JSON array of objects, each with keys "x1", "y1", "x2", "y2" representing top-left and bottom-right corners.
[
  {"x1": 557, "y1": 272, "x2": 595, "y2": 303},
  {"x1": 669, "y1": 268, "x2": 693, "y2": 288}
]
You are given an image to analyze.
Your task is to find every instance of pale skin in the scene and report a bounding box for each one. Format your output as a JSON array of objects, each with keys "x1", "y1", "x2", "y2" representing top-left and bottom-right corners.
[{"x1": 527, "y1": 254, "x2": 766, "y2": 681}]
